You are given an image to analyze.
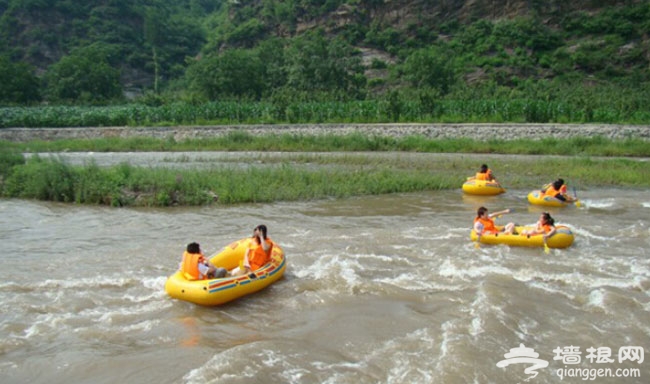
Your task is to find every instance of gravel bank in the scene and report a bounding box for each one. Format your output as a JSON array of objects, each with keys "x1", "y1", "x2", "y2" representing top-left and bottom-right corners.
[{"x1": 1, "y1": 123, "x2": 649, "y2": 142}]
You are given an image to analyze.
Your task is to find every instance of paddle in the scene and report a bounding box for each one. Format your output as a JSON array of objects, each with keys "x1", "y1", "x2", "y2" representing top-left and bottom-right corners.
[
  {"x1": 543, "y1": 236, "x2": 550, "y2": 254},
  {"x1": 495, "y1": 208, "x2": 513, "y2": 218},
  {"x1": 474, "y1": 222, "x2": 483, "y2": 249},
  {"x1": 572, "y1": 187, "x2": 582, "y2": 208}
]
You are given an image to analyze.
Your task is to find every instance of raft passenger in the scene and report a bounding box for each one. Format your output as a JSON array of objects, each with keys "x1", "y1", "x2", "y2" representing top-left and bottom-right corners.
[
  {"x1": 473, "y1": 206, "x2": 515, "y2": 236},
  {"x1": 231, "y1": 224, "x2": 274, "y2": 276},
  {"x1": 521, "y1": 212, "x2": 557, "y2": 239},
  {"x1": 542, "y1": 179, "x2": 574, "y2": 202},
  {"x1": 475, "y1": 164, "x2": 496, "y2": 181},
  {"x1": 180, "y1": 242, "x2": 226, "y2": 280}
]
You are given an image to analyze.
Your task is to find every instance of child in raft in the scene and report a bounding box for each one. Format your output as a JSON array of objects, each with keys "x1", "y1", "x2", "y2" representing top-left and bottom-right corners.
[
  {"x1": 473, "y1": 206, "x2": 515, "y2": 235},
  {"x1": 520, "y1": 212, "x2": 557, "y2": 239}
]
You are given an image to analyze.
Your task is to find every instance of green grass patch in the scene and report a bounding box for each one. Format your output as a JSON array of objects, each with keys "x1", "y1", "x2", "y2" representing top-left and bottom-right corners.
[
  {"x1": 1, "y1": 153, "x2": 647, "y2": 207},
  {"x1": 3, "y1": 133, "x2": 650, "y2": 157}
]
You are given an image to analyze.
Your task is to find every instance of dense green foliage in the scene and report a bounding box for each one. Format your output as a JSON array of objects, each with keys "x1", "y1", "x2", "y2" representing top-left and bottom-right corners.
[
  {"x1": 0, "y1": 0, "x2": 205, "y2": 104},
  {"x1": 0, "y1": 0, "x2": 648, "y2": 122},
  {"x1": 0, "y1": 55, "x2": 40, "y2": 103},
  {"x1": 43, "y1": 44, "x2": 123, "y2": 103}
]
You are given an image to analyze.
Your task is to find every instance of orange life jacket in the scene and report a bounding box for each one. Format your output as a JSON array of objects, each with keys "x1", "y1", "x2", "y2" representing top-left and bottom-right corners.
[
  {"x1": 544, "y1": 184, "x2": 567, "y2": 197},
  {"x1": 541, "y1": 224, "x2": 554, "y2": 234},
  {"x1": 474, "y1": 169, "x2": 494, "y2": 181},
  {"x1": 248, "y1": 238, "x2": 274, "y2": 271},
  {"x1": 474, "y1": 217, "x2": 497, "y2": 234},
  {"x1": 181, "y1": 251, "x2": 206, "y2": 280},
  {"x1": 475, "y1": 170, "x2": 492, "y2": 181},
  {"x1": 544, "y1": 185, "x2": 560, "y2": 198}
]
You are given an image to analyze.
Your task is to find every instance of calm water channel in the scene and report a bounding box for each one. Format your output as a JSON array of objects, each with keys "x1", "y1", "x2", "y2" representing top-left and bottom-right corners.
[{"x1": 1, "y1": 153, "x2": 649, "y2": 384}]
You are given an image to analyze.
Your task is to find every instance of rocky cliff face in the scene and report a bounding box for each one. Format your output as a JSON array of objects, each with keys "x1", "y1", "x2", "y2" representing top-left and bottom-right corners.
[{"x1": 303, "y1": 0, "x2": 642, "y2": 34}]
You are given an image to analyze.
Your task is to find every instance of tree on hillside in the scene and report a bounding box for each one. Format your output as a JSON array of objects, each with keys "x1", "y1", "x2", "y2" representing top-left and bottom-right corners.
[
  {"x1": 44, "y1": 44, "x2": 122, "y2": 103},
  {"x1": 143, "y1": 4, "x2": 205, "y2": 93},
  {"x1": 256, "y1": 38, "x2": 288, "y2": 92},
  {"x1": 184, "y1": 48, "x2": 266, "y2": 100},
  {"x1": 284, "y1": 30, "x2": 366, "y2": 98},
  {"x1": 144, "y1": 6, "x2": 164, "y2": 94},
  {"x1": 0, "y1": 55, "x2": 40, "y2": 104},
  {"x1": 402, "y1": 46, "x2": 456, "y2": 95}
]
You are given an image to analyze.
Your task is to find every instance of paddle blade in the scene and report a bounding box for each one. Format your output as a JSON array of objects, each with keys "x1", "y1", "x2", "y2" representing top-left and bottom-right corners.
[
  {"x1": 544, "y1": 241, "x2": 550, "y2": 254},
  {"x1": 574, "y1": 199, "x2": 582, "y2": 208}
]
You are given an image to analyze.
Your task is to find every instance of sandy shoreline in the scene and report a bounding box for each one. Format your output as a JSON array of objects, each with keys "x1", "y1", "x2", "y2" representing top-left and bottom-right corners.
[{"x1": 1, "y1": 123, "x2": 650, "y2": 142}]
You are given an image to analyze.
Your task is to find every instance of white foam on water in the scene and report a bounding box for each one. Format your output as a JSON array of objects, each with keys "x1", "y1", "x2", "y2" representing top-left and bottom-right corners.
[
  {"x1": 468, "y1": 287, "x2": 488, "y2": 336},
  {"x1": 292, "y1": 252, "x2": 363, "y2": 293},
  {"x1": 586, "y1": 289, "x2": 607, "y2": 311},
  {"x1": 438, "y1": 258, "x2": 513, "y2": 281},
  {"x1": 185, "y1": 327, "x2": 443, "y2": 384},
  {"x1": 356, "y1": 327, "x2": 439, "y2": 384},
  {"x1": 435, "y1": 320, "x2": 458, "y2": 374},
  {"x1": 183, "y1": 346, "x2": 246, "y2": 384},
  {"x1": 94, "y1": 300, "x2": 172, "y2": 325},
  {"x1": 515, "y1": 316, "x2": 540, "y2": 337},
  {"x1": 581, "y1": 198, "x2": 616, "y2": 208},
  {"x1": 401, "y1": 226, "x2": 467, "y2": 241},
  {"x1": 405, "y1": 231, "x2": 460, "y2": 241},
  {"x1": 34, "y1": 276, "x2": 134, "y2": 290},
  {"x1": 185, "y1": 342, "x2": 330, "y2": 384},
  {"x1": 570, "y1": 225, "x2": 613, "y2": 241},
  {"x1": 22, "y1": 311, "x2": 74, "y2": 339},
  {"x1": 526, "y1": 280, "x2": 577, "y2": 301},
  {"x1": 513, "y1": 264, "x2": 647, "y2": 297},
  {"x1": 142, "y1": 275, "x2": 168, "y2": 291},
  {"x1": 374, "y1": 272, "x2": 465, "y2": 292},
  {"x1": 1, "y1": 271, "x2": 174, "y2": 348},
  {"x1": 116, "y1": 318, "x2": 161, "y2": 333},
  {"x1": 641, "y1": 202, "x2": 650, "y2": 208}
]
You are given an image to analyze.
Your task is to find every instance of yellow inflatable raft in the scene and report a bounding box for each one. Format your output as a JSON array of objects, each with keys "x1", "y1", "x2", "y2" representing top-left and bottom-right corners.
[
  {"x1": 470, "y1": 225, "x2": 574, "y2": 248},
  {"x1": 527, "y1": 190, "x2": 571, "y2": 208},
  {"x1": 462, "y1": 179, "x2": 506, "y2": 196},
  {"x1": 165, "y1": 238, "x2": 286, "y2": 306}
]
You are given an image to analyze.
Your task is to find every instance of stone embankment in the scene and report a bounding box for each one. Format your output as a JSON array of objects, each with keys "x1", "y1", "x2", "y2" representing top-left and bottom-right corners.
[{"x1": 1, "y1": 123, "x2": 649, "y2": 142}]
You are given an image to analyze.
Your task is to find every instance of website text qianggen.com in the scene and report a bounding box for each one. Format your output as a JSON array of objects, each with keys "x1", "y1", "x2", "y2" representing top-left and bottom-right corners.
[
  {"x1": 556, "y1": 366, "x2": 640, "y2": 381},
  {"x1": 554, "y1": 345, "x2": 643, "y2": 381}
]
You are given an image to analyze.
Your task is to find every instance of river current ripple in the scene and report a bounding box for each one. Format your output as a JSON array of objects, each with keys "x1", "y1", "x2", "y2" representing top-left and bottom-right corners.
[{"x1": 1, "y1": 153, "x2": 649, "y2": 384}]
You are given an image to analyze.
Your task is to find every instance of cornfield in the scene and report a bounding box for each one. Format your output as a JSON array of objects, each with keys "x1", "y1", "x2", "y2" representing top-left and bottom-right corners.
[{"x1": 2, "y1": 98, "x2": 649, "y2": 128}]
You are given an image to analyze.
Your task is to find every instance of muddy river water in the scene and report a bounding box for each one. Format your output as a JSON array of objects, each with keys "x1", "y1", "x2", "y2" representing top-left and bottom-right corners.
[{"x1": 1, "y1": 152, "x2": 649, "y2": 384}]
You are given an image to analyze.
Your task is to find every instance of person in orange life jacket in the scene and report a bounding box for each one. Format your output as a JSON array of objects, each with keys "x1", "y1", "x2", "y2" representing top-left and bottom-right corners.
[
  {"x1": 474, "y1": 164, "x2": 496, "y2": 181},
  {"x1": 520, "y1": 212, "x2": 557, "y2": 239},
  {"x1": 231, "y1": 224, "x2": 274, "y2": 276},
  {"x1": 473, "y1": 206, "x2": 515, "y2": 235},
  {"x1": 180, "y1": 242, "x2": 227, "y2": 280},
  {"x1": 542, "y1": 179, "x2": 574, "y2": 202}
]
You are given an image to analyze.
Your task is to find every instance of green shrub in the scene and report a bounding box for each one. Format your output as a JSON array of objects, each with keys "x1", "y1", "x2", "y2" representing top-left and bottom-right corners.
[{"x1": 4, "y1": 156, "x2": 76, "y2": 202}]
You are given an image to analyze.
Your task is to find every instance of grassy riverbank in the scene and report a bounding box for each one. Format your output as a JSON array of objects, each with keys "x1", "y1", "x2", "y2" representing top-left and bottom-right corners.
[
  {"x1": 3, "y1": 132, "x2": 650, "y2": 157},
  {"x1": 1, "y1": 138, "x2": 648, "y2": 206}
]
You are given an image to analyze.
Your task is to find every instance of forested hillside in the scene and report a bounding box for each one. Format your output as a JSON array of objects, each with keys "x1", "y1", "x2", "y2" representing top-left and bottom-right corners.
[{"x1": 1, "y1": 0, "x2": 649, "y2": 123}]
